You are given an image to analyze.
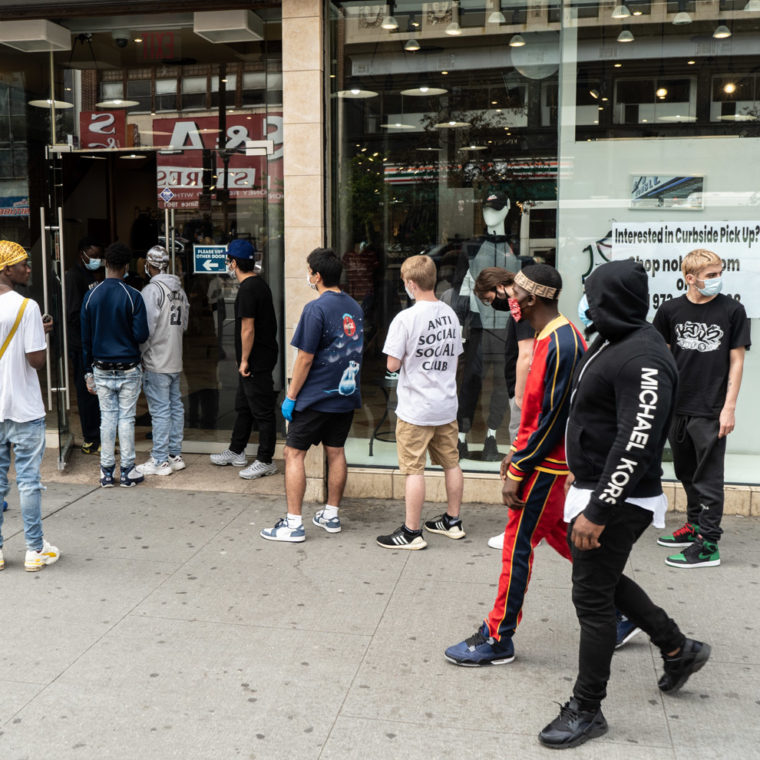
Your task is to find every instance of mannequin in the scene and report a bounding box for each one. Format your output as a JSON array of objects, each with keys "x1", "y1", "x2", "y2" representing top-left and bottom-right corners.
[{"x1": 456, "y1": 191, "x2": 520, "y2": 461}]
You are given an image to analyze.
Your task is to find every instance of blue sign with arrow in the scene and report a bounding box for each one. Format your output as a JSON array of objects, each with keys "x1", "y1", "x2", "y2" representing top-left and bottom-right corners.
[{"x1": 193, "y1": 244, "x2": 228, "y2": 274}]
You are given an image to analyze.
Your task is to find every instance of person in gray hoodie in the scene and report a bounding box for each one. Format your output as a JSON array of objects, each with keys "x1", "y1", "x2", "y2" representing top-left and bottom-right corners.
[{"x1": 136, "y1": 246, "x2": 190, "y2": 476}]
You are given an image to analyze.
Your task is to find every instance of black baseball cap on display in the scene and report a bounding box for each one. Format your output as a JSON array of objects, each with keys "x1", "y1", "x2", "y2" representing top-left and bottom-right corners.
[{"x1": 483, "y1": 191, "x2": 509, "y2": 211}]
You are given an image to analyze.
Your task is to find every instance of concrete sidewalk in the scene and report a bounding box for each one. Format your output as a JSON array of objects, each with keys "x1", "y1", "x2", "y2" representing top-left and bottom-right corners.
[{"x1": 0, "y1": 480, "x2": 758, "y2": 759}]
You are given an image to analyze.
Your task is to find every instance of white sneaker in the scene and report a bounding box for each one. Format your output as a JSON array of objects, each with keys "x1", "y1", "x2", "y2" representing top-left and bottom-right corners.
[
  {"x1": 487, "y1": 533, "x2": 505, "y2": 550},
  {"x1": 239, "y1": 460, "x2": 278, "y2": 480},
  {"x1": 260, "y1": 517, "x2": 305, "y2": 543},
  {"x1": 24, "y1": 539, "x2": 60, "y2": 572},
  {"x1": 135, "y1": 457, "x2": 173, "y2": 476},
  {"x1": 168, "y1": 455, "x2": 186, "y2": 472},
  {"x1": 210, "y1": 449, "x2": 247, "y2": 467}
]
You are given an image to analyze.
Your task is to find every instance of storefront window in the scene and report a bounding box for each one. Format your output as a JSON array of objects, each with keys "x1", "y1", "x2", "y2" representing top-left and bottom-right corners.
[{"x1": 328, "y1": 0, "x2": 560, "y2": 472}]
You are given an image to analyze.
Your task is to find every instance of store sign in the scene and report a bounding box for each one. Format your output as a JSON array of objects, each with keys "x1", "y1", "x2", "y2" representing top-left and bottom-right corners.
[
  {"x1": 0, "y1": 196, "x2": 29, "y2": 217},
  {"x1": 193, "y1": 244, "x2": 228, "y2": 274},
  {"x1": 611, "y1": 220, "x2": 760, "y2": 317},
  {"x1": 79, "y1": 111, "x2": 127, "y2": 149},
  {"x1": 152, "y1": 114, "x2": 283, "y2": 208}
]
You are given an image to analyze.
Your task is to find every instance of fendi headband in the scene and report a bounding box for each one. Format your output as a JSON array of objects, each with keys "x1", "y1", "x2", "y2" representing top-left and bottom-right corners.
[{"x1": 514, "y1": 270, "x2": 558, "y2": 299}]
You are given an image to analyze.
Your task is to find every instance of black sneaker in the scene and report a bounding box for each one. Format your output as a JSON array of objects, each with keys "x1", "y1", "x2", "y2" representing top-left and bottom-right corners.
[
  {"x1": 376, "y1": 525, "x2": 427, "y2": 550},
  {"x1": 665, "y1": 538, "x2": 720, "y2": 568},
  {"x1": 538, "y1": 698, "x2": 608, "y2": 749},
  {"x1": 481, "y1": 435, "x2": 501, "y2": 461},
  {"x1": 81, "y1": 440, "x2": 101, "y2": 455},
  {"x1": 457, "y1": 439, "x2": 470, "y2": 460},
  {"x1": 658, "y1": 638, "x2": 711, "y2": 693},
  {"x1": 424, "y1": 513, "x2": 465, "y2": 539}
]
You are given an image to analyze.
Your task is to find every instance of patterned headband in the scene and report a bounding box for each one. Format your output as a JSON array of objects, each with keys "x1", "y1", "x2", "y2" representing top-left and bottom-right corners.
[
  {"x1": 0, "y1": 240, "x2": 27, "y2": 271},
  {"x1": 514, "y1": 270, "x2": 558, "y2": 299}
]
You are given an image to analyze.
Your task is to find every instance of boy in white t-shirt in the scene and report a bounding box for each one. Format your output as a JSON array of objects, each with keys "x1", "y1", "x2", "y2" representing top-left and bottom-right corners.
[
  {"x1": 377, "y1": 255, "x2": 464, "y2": 550},
  {"x1": 0, "y1": 241, "x2": 60, "y2": 572}
]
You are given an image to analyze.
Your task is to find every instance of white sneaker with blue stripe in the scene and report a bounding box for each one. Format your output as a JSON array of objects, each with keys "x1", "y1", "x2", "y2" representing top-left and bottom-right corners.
[
  {"x1": 312, "y1": 510, "x2": 341, "y2": 533},
  {"x1": 260, "y1": 517, "x2": 306, "y2": 543}
]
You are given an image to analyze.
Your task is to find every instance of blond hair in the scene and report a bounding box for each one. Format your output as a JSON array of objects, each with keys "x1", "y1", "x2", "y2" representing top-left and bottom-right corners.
[
  {"x1": 682, "y1": 249, "x2": 722, "y2": 278},
  {"x1": 401, "y1": 254, "x2": 436, "y2": 291}
]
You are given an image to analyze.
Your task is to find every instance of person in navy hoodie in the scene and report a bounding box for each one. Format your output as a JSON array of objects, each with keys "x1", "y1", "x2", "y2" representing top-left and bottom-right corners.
[{"x1": 81, "y1": 242, "x2": 149, "y2": 488}]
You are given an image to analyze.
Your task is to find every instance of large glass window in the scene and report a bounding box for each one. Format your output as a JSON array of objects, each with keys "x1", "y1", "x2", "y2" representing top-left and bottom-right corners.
[{"x1": 329, "y1": 1, "x2": 560, "y2": 472}]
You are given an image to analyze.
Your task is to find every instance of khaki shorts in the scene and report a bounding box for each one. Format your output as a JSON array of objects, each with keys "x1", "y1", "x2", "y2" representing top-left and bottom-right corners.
[{"x1": 396, "y1": 419, "x2": 460, "y2": 474}]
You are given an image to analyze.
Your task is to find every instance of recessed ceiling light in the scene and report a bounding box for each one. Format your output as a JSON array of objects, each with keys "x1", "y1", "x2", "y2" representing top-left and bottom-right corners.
[
  {"x1": 614, "y1": 63, "x2": 623, "y2": 68},
  {"x1": 724, "y1": 82, "x2": 737, "y2": 93},
  {"x1": 687, "y1": 59, "x2": 696, "y2": 64}
]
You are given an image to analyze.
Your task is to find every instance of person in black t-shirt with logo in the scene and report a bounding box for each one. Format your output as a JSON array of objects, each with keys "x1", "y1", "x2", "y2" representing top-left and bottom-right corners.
[
  {"x1": 653, "y1": 248, "x2": 750, "y2": 568},
  {"x1": 209, "y1": 239, "x2": 279, "y2": 480}
]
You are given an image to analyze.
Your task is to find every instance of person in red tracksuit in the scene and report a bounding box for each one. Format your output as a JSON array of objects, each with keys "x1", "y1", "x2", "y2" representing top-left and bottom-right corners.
[{"x1": 445, "y1": 264, "x2": 586, "y2": 666}]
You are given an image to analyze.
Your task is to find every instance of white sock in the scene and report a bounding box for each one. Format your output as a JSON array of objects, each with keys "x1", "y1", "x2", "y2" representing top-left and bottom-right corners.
[
  {"x1": 487, "y1": 428, "x2": 496, "y2": 439},
  {"x1": 286, "y1": 513, "x2": 302, "y2": 528},
  {"x1": 323, "y1": 505, "x2": 339, "y2": 520},
  {"x1": 459, "y1": 432, "x2": 467, "y2": 443}
]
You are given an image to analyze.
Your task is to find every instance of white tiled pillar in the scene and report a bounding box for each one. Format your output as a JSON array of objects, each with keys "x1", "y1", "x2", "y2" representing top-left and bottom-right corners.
[{"x1": 282, "y1": 0, "x2": 326, "y2": 500}]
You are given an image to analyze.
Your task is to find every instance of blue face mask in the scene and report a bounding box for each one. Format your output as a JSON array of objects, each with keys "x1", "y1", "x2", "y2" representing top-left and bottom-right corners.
[
  {"x1": 577, "y1": 293, "x2": 593, "y2": 328},
  {"x1": 697, "y1": 276, "x2": 722, "y2": 297},
  {"x1": 84, "y1": 257, "x2": 101, "y2": 271}
]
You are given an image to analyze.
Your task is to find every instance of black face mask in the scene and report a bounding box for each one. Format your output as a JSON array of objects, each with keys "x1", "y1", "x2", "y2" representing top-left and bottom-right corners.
[{"x1": 490, "y1": 293, "x2": 510, "y2": 311}]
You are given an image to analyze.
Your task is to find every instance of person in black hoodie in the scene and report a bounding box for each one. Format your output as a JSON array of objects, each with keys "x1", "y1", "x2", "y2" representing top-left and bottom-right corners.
[{"x1": 539, "y1": 259, "x2": 711, "y2": 750}]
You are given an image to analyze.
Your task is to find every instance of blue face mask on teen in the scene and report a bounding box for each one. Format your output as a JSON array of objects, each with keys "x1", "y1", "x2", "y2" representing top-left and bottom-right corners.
[
  {"x1": 697, "y1": 276, "x2": 723, "y2": 297},
  {"x1": 84, "y1": 257, "x2": 101, "y2": 271},
  {"x1": 577, "y1": 293, "x2": 593, "y2": 328}
]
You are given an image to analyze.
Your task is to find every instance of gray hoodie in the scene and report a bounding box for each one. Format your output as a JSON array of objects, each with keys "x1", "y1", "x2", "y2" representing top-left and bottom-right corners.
[{"x1": 140, "y1": 273, "x2": 189, "y2": 373}]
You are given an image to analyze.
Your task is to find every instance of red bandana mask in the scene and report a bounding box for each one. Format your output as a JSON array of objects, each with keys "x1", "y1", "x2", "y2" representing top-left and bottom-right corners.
[{"x1": 508, "y1": 297, "x2": 523, "y2": 322}]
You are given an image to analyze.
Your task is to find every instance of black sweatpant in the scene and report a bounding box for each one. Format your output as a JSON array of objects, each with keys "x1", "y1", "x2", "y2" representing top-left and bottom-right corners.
[
  {"x1": 229, "y1": 372, "x2": 276, "y2": 464},
  {"x1": 571, "y1": 503, "x2": 684, "y2": 709},
  {"x1": 70, "y1": 349, "x2": 101, "y2": 443},
  {"x1": 669, "y1": 414, "x2": 726, "y2": 542}
]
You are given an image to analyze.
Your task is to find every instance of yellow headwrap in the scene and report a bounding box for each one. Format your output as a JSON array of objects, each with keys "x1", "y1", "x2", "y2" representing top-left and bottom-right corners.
[{"x1": 0, "y1": 240, "x2": 28, "y2": 272}]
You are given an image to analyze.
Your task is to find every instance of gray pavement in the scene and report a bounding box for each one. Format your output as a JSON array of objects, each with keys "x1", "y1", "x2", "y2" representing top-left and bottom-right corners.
[{"x1": 1, "y1": 481, "x2": 759, "y2": 759}]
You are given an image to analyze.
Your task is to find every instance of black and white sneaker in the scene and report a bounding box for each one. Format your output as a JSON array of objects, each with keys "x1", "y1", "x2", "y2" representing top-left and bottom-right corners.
[
  {"x1": 376, "y1": 525, "x2": 427, "y2": 550},
  {"x1": 424, "y1": 512, "x2": 466, "y2": 539}
]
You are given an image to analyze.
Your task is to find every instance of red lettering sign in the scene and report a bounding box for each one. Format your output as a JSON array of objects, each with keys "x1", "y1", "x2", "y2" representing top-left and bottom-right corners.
[{"x1": 79, "y1": 111, "x2": 127, "y2": 149}]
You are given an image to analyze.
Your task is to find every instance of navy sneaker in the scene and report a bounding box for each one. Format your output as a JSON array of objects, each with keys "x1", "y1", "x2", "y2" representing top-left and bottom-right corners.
[
  {"x1": 444, "y1": 623, "x2": 515, "y2": 666},
  {"x1": 100, "y1": 464, "x2": 115, "y2": 488},
  {"x1": 615, "y1": 612, "x2": 642, "y2": 649},
  {"x1": 658, "y1": 638, "x2": 711, "y2": 693},
  {"x1": 538, "y1": 698, "x2": 608, "y2": 749},
  {"x1": 120, "y1": 466, "x2": 144, "y2": 488}
]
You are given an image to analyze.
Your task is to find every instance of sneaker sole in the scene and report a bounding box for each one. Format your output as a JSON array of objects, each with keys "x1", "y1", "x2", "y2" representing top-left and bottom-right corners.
[
  {"x1": 313, "y1": 519, "x2": 341, "y2": 533},
  {"x1": 170, "y1": 463, "x2": 187, "y2": 472},
  {"x1": 487, "y1": 538, "x2": 504, "y2": 549},
  {"x1": 615, "y1": 627, "x2": 643, "y2": 649},
  {"x1": 211, "y1": 459, "x2": 247, "y2": 467},
  {"x1": 664, "y1": 557, "x2": 721, "y2": 568},
  {"x1": 260, "y1": 532, "x2": 305, "y2": 543},
  {"x1": 120, "y1": 482, "x2": 142, "y2": 488},
  {"x1": 376, "y1": 540, "x2": 427, "y2": 550},
  {"x1": 657, "y1": 539, "x2": 695, "y2": 547},
  {"x1": 100, "y1": 482, "x2": 114, "y2": 488},
  {"x1": 424, "y1": 526, "x2": 466, "y2": 539},
  {"x1": 239, "y1": 469, "x2": 278, "y2": 480},
  {"x1": 444, "y1": 653, "x2": 515, "y2": 667}
]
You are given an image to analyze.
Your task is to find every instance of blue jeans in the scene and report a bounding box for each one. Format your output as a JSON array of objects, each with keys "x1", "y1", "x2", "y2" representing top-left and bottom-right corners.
[
  {"x1": 142, "y1": 371, "x2": 184, "y2": 463},
  {"x1": 0, "y1": 417, "x2": 46, "y2": 551},
  {"x1": 94, "y1": 366, "x2": 142, "y2": 469}
]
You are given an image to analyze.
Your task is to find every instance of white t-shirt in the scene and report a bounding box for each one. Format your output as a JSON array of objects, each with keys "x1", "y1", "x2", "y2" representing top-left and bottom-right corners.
[
  {"x1": 0, "y1": 291, "x2": 46, "y2": 423},
  {"x1": 383, "y1": 299, "x2": 463, "y2": 426},
  {"x1": 564, "y1": 485, "x2": 668, "y2": 530}
]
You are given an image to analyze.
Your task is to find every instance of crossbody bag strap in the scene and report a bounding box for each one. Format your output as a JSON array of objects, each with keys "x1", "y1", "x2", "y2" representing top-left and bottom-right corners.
[{"x1": 0, "y1": 297, "x2": 30, "y2": 361}]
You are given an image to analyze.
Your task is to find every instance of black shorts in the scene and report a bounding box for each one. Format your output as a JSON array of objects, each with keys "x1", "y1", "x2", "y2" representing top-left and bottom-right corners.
[{"x1": 286, "y1": 408, "x2": 354, "y2": 450}]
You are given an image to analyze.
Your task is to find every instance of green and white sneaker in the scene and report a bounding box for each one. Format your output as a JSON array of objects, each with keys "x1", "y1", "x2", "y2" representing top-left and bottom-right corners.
[
  {"x1": 657, "y1": 522, "x2": 699, "y2": 548},
  {"x1": 665, "y1": 538, "x2": 720, "y2": 568}
]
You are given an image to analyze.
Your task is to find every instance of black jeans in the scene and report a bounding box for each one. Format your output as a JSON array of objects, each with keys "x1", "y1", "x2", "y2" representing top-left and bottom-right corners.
[
  {"x1": 69, "y1": 349, "x2": 101, "y2": 443},
  {"x1": 229, "y1": 372, "x2": 276, "y2": 464},
  {"x1": 571, "y1": 503, "x2": 685, "y2": 709},
  {"x1": 669, "y1": 414, "x2": 726, "y2": 542}
]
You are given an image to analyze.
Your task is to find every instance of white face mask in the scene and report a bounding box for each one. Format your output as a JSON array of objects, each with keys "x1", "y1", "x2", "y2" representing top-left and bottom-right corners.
[
  {"x1": 404, "y1": 284, "x2": 415, "y2": 301},
  {"x1": 307, "y1": 271, "x2": 318, "y2": 290},
  {"x1": 697, "y1": 276, "x2": 723, "y2": 297}
]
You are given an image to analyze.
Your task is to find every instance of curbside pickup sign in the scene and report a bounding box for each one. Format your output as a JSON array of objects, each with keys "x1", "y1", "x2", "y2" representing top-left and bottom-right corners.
[{"x1": 193, "y1": 244, "x2": 227, "y2": 274}]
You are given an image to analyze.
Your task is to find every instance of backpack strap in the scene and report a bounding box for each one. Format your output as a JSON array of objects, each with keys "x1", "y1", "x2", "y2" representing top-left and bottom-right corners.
[{"x1": 0, "y1": 298, "x2": 30, "y2": 361}]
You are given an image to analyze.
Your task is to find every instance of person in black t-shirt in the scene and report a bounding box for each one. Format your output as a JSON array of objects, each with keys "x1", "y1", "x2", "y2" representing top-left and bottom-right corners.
[
  {"x1": 653, "y1": 248, "x2": 750, "y2": 568},
  {"x1": 209, "y1": 239, "x2": 279, "y2": 480}
]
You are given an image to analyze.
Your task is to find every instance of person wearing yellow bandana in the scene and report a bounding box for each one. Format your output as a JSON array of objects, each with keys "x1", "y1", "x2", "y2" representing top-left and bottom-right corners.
[{"x1": 0, "y1": 241, "x2": 60, "y2": 571}]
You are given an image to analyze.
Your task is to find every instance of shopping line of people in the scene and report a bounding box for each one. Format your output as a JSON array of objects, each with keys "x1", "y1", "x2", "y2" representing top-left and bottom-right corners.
[{"x1": 0, "y1": 237, "x2": 748, "y2": 749}]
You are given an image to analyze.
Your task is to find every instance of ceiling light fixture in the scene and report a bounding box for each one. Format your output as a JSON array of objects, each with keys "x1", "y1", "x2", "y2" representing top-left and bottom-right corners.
[
  {"x1": 656, "y1": 86, "x2": 668, "y2": 99},
  {"x1": 335, "y1": 88, "x2": 378, "y2": 99},
  {"x1": 446, "y1": 21, "x2": 462, "y2": 35},
  {"x1": 488, "y1": 10, "x2": 506, "y2": 23},
  {"x1": 611, "y1": 4, "x2": 631, "y2": 18},
  {"x1": 617, "y1": 25, "x2": 634, "y2": 42},
  {"x1": 713, "y1": 21, "x2": 732, "y2": 38},
  {"x1": 28, "y1": 98, "x2": 74, "y2": 109},
  {"x1": 744, "y1": 0, "x2": 760, "y2": 10},
  {"x1": 400, "y1": 86, "x2": 448, "y2": 96},
  {"x1": 509, "y1": 33, "x2": 526, "y2": 47},
  {"x1": 673, "y1": 0, "x2": 692, "y2": 25},
  {"x1": 95, "y1": 98, "x2": 140, "y2": 108},
  {"x1": 404, "y1": 38, "x2": 420, "y2": 51},
  {"x1": 724, "y1": 82, "x2": 737, "y2": 94},
  {"x1": 382, "y1": 15, "x2": 399, "y2": 30}
]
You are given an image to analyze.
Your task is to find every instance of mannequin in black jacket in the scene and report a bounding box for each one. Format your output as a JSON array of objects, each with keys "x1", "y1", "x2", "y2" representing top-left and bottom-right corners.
[{"x1": 539, "y1": 259, "x2": 711, "y2": 750}]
